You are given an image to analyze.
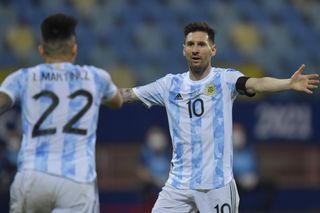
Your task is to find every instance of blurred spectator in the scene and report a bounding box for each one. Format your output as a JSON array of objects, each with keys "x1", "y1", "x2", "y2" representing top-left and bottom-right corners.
[
  {"x1": 230, "y1": 19, "x2": 262, "y2": 58},
  {"x1": 0, "y1": 131, "x2": 19, "y2": 196},
  {"x1": 5, "y1": 19, "x2": 38, "y2": 65},
  {"x1": 69, "y1": 0, "x2": 96, "y2": 14},
  {"x1": 133, "y1": 18, "x2": 167, "y2": 56},
  {"x1": 233, "y1": 122, "x2": 277, "y2": 213},
  {"x1": 0, "y1": 109, "x2": 21, "y2": 212},
  {"x1": 68, "y1": 0, "x2": 97, "y2": 23},
  {"x1": 137, "y1": 126, "x2": 171, "y2": 213},
  {"x1": 0, "y1": 0, "x2": 320, "y2": 92},
  {"x1": 4, "y1": 126, "x2": 20, "y2": 169},
  {"x1": 108, "y1": 65, "x2": 137, "y2": 88},
  {"x1": 0, "y1": 138, "x2": 9, "y2": 195}
]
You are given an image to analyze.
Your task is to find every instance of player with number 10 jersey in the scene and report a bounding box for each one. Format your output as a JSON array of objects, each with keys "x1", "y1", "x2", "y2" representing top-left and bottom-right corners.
[{"x1": 133, "y1": 67, "x2": 243, "y2": 189}]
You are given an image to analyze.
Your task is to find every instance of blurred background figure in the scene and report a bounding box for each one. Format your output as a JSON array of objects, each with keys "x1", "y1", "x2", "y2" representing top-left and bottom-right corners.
[
  {"x1": 0, "y1": 0, "x2": 319, "y2": 90},
  {"x1": 137, "y1": 126, "x2": 171, "y2": 213},
  {"x1": 233, "y1": 122, "x2": 276, "y2": 213},
  {"x1": 4, "y1": 18, "x2": 38, "y2": 66},
  {"x1": 0, "y1": 107, "x2": 21, "y2": 211}
]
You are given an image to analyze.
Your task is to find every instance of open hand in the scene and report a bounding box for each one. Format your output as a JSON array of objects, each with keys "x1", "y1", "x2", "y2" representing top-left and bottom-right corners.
[{"x1": 290, "y1": 64, "x2": 319, "y2": 94}]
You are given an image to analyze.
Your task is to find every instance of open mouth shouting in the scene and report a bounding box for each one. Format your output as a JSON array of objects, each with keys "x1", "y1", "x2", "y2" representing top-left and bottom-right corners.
[{"x1": 191, "y1": 56, "x2": 201, "y2": 64}]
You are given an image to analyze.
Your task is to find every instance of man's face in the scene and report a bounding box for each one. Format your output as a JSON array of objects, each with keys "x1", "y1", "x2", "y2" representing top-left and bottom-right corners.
[{"x1": 183, "y1": 31, "x2": 216, "y2": 73}]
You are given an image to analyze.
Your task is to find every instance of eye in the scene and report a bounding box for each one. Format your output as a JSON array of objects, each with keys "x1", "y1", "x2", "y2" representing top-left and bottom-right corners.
[{"x1": 185, "y1": 42, "x2": 194, "y2": 47}]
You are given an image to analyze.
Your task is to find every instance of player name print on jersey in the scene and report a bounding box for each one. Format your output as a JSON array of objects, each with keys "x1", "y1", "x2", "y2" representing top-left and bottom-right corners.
[{"x1": 33, "y1": 70, "x2": 89, "y2": 81}]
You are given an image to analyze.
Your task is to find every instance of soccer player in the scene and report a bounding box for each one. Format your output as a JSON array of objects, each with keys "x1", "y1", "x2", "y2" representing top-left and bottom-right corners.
[
  {"x1": 120, "y1": 22, "x2": 319, "y2": 213},
  {"x1": 0, "y1": 13, "x2": 123, "y2": 213}
]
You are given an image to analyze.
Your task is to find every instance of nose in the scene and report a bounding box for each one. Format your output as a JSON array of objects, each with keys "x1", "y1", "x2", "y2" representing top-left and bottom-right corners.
[{"x1": 192, "y1": 45, "x2": 200, "y2": 54}]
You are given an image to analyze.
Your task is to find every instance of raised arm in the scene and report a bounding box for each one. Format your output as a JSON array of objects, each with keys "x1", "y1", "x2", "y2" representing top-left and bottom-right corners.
[
  {"x1": 0, "y1": 92, "x2": 12, "y2": 115},
  {"x1": 120, "y1": 88, "x2": 141, "y2": 104},
  {"x1": 245, "y1": 64, "x2": 319, "y2": 94}
]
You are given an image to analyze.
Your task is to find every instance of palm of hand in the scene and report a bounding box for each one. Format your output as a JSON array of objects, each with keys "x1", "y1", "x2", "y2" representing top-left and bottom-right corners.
[{"x1": 290, "y1": 64, "x2": 319, "y2": 94}]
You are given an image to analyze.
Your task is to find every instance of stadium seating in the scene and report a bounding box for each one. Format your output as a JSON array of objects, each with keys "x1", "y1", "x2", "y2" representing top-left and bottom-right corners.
[{"x1": 0, "y1": 0, "x2": 319, "y2": 97}]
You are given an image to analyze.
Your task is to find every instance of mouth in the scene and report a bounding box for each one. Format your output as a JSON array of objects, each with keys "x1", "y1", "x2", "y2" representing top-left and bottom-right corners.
[{"x1": 191, "y1": 56, "x2": 201, "y2": 63}]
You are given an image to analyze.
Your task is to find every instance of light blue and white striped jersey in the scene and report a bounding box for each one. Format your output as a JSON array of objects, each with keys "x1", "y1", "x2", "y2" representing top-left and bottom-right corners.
[
  {"x1": 0, "y1": 63, "x2": 117, "y2": 183},
  {"x1": 133, "y1": 67, "x2": 243, "y2": 190}
]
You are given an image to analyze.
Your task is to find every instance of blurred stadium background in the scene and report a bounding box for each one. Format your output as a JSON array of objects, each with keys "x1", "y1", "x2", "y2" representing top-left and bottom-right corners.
[{"x1": 0, "y1": 0, "x2": 319, "y2": 212}]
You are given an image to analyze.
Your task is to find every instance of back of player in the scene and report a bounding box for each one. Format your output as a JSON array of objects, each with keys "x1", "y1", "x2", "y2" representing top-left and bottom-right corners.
[
  {"x1": 0, "y1": 14, "x2": 123, "y2": 213},
  {"x1": 13, "y1": 63, "x2": 116, "y2": 182}
]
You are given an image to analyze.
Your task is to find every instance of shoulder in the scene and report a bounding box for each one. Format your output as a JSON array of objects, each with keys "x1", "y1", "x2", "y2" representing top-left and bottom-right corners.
[
  {"x1": 211, "y1": 67, "x2": 241, "y2": 74},
  {"x1": 158, "y1": 72, "x2": 186, "y2": 83},
  {"x1": 213, "y1": 67, "x2": 244, "y2": 78},
  {"x1": 225, "y1": 68, "x2": 243, "y2": 74},
  {"x1": 4, "y1": 67, "x2": 29, "y2": 81},
  {"x1": 211, "y1": 67, "x2": 227, "y2": 73},
  {"x1": 147, "y1": 73, "x2": 186, "y2": 91},
  {"x1": 81, "y1": 65, "x2": 105, "y2": 73},
  {"x1": 81, "y1": 65, "x2": 111, "y2": 78}
]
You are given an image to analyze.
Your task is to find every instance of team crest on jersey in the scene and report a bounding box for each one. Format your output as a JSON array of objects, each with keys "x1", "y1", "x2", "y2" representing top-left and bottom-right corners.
[{"x1": 205, "y1": 84, "x2": 216, "y2": 96}]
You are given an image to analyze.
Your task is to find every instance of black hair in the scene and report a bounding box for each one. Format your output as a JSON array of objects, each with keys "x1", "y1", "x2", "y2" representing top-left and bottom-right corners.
[
  {"x1": 184, "y1": 22, "x2": 216, "y2": 43},
  {"x1": 41, "y1": 13, "x2": 77, "y2": 42}
]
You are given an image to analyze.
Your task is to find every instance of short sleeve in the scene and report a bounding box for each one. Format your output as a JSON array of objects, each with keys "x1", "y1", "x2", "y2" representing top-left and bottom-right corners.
[
  {"x1": 224, "y1": 69, "x2": 244, "y2": 85},
  {"x1": 96, "y1": 68, "x2": 118, "y2": 101},
  {"x1": 0, "y1": 70, "x2": 22, "y2": 106},
  {"x1": 133, "y1": 76, "x2": 168, "y2": 108},
  {"x1": 223, "y1": 69, "x2": 244, "y2": 93}
]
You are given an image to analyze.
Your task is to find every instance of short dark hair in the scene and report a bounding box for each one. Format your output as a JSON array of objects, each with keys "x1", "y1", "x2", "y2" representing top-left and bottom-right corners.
[
  {"x1": 41, "y1": 13, "x2": 77, "y2": 56},
  {"x1": 184, "y1": 22, "x2": 216, "y2": 43},
  {"x1": 41, "y1": 13, "x2": 77, "y2": 42}
]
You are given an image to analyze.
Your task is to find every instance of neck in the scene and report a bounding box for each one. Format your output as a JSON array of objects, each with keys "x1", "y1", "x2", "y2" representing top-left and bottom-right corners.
[
  {"x1": 44, "y1": 55, "x2": 74, "y2": 64},
  {"x1": 189, "y1": 64, "x2": 211, "y2": 81}
]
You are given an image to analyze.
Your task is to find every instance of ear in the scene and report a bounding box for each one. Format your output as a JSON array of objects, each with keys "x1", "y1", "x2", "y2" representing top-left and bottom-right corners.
[
  {"x1": 72, "y1": 44, "x2": 77, "y2": 56},
  {"x1": 210, "y1": 44, "x2": 216, "y2": 56},
  {"x1": 38, "y1": 45, "x2": 45, "y2": 57}
]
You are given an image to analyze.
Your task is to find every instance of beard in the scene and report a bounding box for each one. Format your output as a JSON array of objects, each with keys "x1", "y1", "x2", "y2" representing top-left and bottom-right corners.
[{"x1": 190, "y1": 61, "x2": 210, "y2": 75}]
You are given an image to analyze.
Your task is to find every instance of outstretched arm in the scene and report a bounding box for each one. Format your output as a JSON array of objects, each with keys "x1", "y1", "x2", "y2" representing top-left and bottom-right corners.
[
  {"x1": 245, "y1": 64, "x2": 319, "y2": 94},
  {"x1": 120, "y1": 88, "x2": 141, "y2": 104},
  {"x1": 0, "y1": 92, "x2": 12, "y2": 115}
]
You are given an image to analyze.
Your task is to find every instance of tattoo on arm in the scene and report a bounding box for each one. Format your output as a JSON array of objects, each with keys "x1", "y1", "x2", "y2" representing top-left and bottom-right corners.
[{"x1": 120, "y1": 88, "x2": 140, "y2": 104}]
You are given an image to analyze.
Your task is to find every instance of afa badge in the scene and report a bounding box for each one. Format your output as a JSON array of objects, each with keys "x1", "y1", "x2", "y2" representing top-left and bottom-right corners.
[{"x1": 205, "y1": 84, "x2": 216, "y2": 96}]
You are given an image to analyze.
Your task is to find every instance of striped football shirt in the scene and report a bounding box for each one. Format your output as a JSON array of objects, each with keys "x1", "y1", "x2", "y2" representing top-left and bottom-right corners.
[
  {"x1": 0, "y1": 62, "x2": 117, "y2": 183},
  {"x1": 133, "y1": 67, "x2": 243, "y2": 189}
]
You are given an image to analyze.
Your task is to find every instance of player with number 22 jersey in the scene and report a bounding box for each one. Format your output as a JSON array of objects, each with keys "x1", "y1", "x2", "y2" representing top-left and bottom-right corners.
[{"x1": 0, "y1": 63, "x2": 117, "y2": 183}]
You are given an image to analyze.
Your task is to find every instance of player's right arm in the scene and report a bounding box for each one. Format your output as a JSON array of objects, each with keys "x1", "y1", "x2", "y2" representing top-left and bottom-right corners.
[
  {"x1": 0, "y1": 70, "x2": 22, "y2": 116},
  {"x1": 121, "y1": 75, "x2": 168, "y2": 106},
  {"x1": 119, "y1": 88, "x2": 141, "y2": 104},
  {"x1": 0, "y1": 92, "x2": 12, "y2": 115}
]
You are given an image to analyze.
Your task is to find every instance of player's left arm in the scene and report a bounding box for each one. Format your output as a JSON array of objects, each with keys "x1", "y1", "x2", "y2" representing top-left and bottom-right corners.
[
  {"x1": 0, "y1": 92, "x2": 12, "y2": 115},
  {"x1": 245, "y1": 64, "x2": 319, "y2": 94}
]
